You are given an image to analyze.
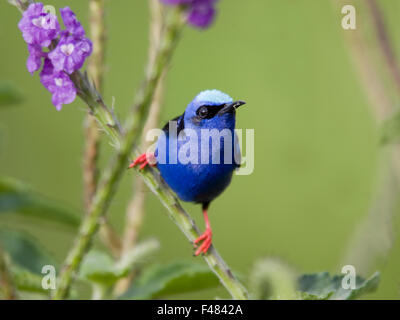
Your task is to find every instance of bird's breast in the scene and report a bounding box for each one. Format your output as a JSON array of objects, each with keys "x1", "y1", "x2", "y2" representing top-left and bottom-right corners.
[{"x1": 155, "y1": 129, "x2": 240, "y2": 203}]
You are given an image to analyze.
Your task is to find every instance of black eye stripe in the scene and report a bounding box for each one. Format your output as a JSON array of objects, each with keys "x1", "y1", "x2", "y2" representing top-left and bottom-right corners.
[{"x1": 196, "y1": 104, "x2": 224, "y2": 119}]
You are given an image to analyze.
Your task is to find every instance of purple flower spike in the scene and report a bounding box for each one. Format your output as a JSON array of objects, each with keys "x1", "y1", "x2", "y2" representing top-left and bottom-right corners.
[
  {"x1": 40, "y1": 59, "x2": 76, "y2": 110},
  {"x1": 18, "y1": 3, "x2": 60, "y2": 47},
  {"x1": 18, "y1": 4, "x2": 90, "y2": 110},
  {"x1": 48, "y1": 32, "x2": 92, "y2": 74},
  {"x1": 26, "y1": 44, "x2": 44, "y2": 74},
  {"x1": 60, "y1": 7, "x2": 85, "y2": 38},
  {"x1": 188, "y1": 0, "x2": 216, "y2": 29}
]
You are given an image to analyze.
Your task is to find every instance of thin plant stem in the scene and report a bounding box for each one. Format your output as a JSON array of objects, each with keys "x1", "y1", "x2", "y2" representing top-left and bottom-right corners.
[
  {"x1": 0, "y1": 244, "x2": 17, "y2": 300},
  {"x1": 84, "y1": 0, "x2": 104, "y2": 212},
  {"x1": 83, "y1": 117, "x2": 100, "y2": 207},
  {"x1": 366, "y1": 0, "x2": 400, "y2": 95},
  {"x1": 124, "y1": 0, "x2": 165, "y2": 252},
  {"x1": 91, "y1": 284, "x2": 107, "y2": 300},
  {"x1": 87, "y1": 0, "x2": 122, "y2": 258},
  {"x1": 114, "y1": 0, "x2": 166, "y2": 295}
]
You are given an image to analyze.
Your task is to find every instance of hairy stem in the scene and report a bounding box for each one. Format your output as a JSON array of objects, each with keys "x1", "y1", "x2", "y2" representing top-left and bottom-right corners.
[
  {"x1": 84, "y1": 0, "x2": 104, "y2": 212},
  {"x1": 86, "y1": 0, "x2": 122, "y2": 258}
]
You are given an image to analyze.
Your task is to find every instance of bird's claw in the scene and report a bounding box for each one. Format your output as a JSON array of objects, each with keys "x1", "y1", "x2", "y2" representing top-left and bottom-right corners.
[
  {"x1": 194, "y1": 228, "x2": 212, "y2": 256},
  {"x1": 129, "y1": 153, "x2": 156, "y2": 170}
]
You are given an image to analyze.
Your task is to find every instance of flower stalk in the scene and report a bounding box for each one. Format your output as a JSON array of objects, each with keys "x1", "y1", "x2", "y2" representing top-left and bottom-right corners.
[
  {"x1": 71, "y1": 70, "x2": 122, "y2": 148},
  {"x1": 84, "y1": 0, "x2": 104, "y2": 213},
  {"x1": 86, "y1": 0, "x2": 122, "y2": 257}
]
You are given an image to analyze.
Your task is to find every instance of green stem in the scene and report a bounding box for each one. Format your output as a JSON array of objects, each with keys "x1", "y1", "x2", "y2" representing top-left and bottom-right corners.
[
  {"x1": 72, "y1": 70, "x2": 122, "y2": 149},
  {"x1": 91, "y1": 283, "x2": 107, "y2": 300},
  {"x1": 83, "y1": 0, "x2": 105, "y2": 213},
  {"x1": 86, "y1": 0, "x2": 122, "y2": 258}
]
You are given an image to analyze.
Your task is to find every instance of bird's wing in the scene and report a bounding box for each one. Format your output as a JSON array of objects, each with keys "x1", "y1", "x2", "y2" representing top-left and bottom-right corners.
[{"x1": 162, "y1": 112, "x2": 185, "y2": 135}]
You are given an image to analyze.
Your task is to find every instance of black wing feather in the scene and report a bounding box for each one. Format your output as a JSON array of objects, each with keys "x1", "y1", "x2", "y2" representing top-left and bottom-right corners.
[{"x1": 162, "y1": 112, "x2": 185, "y2": 135}]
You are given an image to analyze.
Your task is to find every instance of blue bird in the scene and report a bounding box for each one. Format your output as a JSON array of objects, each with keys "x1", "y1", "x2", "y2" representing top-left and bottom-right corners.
[{"x1": 130, "y1": 90, "x2": 246, "y2": 255}]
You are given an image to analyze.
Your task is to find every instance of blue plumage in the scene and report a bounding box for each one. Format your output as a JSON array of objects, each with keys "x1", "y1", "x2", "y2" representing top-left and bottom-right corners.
[
  {"x1": 131, "y1": 89, "x2": 246, "y2": 255},
  {"x1": 156, "y1": 89, "x2": 243, "y2": 204}
]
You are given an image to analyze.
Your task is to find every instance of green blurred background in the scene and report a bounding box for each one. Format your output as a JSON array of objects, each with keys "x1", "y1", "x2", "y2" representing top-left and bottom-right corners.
[{"x1": 1, "y1": 0, "x2": 400, "y2": 299}]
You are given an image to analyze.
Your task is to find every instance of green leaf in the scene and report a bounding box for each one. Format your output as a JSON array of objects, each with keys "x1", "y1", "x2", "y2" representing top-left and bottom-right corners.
[
  {"x1": 0, "y1": 229, "x2": 56, "y2": 274},
  {"x1": 121, "y1": 261, "x2": 220, "y2": 299},
  {"x1": 114, "y1": 239, "x2": 159, "y2": 274},
  {"x1": 298, "y1": 290, "x2": 334, "y2": 300},
  {"x1": 80, "y1": 239, "x2": 159, "y2": 286},
  {"x1": 341, "y1": 272, "x2": 380, "y2": 300},
  {"x1": 0, "y1": 177, "x2": 80, "y2": 229},
  {"x1": 298, "y1": 271, "x2": 380, "y2": 300},
  {"x1": 0, "y1": 83, "x2": 23, "y2": 106},
  {"x1": 11, "y1": 265, "x2": 48, "y2": 294},
  {"x1": 80, "y1": 251, "x2": 119, "y2": 285}
]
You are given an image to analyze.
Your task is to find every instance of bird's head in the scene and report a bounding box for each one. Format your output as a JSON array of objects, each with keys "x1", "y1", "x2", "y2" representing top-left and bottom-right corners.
[{"x1": 183, "y1": 89, "x2": 246, "y2": 130}]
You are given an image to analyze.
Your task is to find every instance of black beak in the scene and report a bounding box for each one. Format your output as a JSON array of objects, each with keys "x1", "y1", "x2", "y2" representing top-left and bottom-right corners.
[{"x1": 218, "y1": 100, "x2": 246, "y2": 115}]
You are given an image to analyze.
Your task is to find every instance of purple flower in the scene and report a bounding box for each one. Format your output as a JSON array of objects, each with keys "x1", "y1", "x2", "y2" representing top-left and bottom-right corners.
[
  {"x1": 48, "y1": 31, "x2": 92, "y2": 74},
  {"x1": 18, "y1": 4, "x2": 92, "y2": 110},
  {"x1": 26, "y1": 44, "x2": 44, "y2": 74},
  {"x1": 60, "y1": 7, "x2": 85, "y2": 38},
  {"x1": 40, "y1": 59, "x2": 76, "y2": 110},
  {"x1": 188, "y1": 0, "x2": 216, "y2": 28},
  {"x1": 18, "y1": 3, "x2": 60, "y2": 47},
  {"x1": 160, "y1": 0, "x2": 217, "y2": 29},
  {"x1": 48, "y1": 8, "x2": 92, "y2": 74}
]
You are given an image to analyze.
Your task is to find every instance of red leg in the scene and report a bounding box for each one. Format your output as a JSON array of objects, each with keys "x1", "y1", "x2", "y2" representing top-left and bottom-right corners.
[
  {"x1": 128, "y1": 153, "x2": 156, "y2": 170},
  {"x1": 194, "y1": 207, "x2": 212, "y2": 256}
]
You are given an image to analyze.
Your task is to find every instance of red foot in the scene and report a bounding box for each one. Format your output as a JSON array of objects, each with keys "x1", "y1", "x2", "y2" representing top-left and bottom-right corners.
[
  {"x1": 194, "y1": 228, "x2": 212, "y2": 256},
  {"x1": 129, "y1": 153, "x2": 156, "y2": 170}
]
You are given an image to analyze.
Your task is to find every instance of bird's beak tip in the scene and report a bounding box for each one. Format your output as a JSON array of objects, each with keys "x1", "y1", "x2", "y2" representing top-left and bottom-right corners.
[
  {"x1": 232, "y1": 100, "x2": 246, "y2": 109},
  {"x1": 218, "y1": 100, "x2": 247, "y2": 115},
  {"x1": 236, "y1": 100, "x2": 246, "y2": 106}
]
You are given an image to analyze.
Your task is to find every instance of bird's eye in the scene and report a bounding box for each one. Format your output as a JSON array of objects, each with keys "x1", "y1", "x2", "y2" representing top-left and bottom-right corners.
[{"x1": 197, "y1": 106, "x2": 209, "y2": 119}]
